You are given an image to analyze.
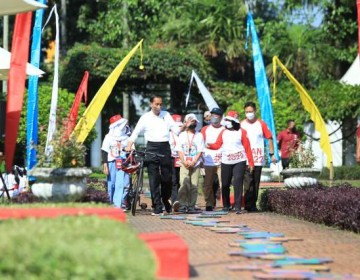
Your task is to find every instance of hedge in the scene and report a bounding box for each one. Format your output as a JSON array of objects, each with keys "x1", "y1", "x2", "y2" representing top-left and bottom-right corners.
[
  {"x1": 260, "y1": 183, "x2": 360, "y2": 233},
  {"x1": 319, "y1": 165, "x2": 360, "y2": 180}
]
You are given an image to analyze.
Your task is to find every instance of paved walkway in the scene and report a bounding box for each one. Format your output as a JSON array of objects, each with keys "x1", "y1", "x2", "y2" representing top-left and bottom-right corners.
[{"x1": 128, "y1": 194, "x2": 360, "y2": 280}]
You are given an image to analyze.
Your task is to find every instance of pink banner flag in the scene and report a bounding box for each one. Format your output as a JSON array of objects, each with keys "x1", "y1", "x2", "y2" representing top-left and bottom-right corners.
[
  {"x1": 5, "y1": 12, "x2": 33, "y2": 172},
  {"x1": 63, "y1": 71, "x2": 89, "y2": 140}
]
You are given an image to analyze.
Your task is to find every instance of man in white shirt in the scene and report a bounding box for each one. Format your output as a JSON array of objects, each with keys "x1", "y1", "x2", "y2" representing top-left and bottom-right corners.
[{"x1": 126, "y1": 95, "x2": 184, "y2": 215}]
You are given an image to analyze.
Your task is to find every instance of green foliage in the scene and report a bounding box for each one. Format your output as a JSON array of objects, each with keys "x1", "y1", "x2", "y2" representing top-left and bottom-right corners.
[
  {"x1": 0, "y1": 216, "x2": 156, "y2": 279},
  {"x1": 160, "y1": 0, "x2": 247, "y2": 60},
  {"x1": 37, "y1": 131, "x2": 87, "y2": 168},
  {"x1": 19, "y1": 84, "x2": 96, "y2": 147},
  {"x1": 60, "y1": 43, "x2": 213, "y2": 91},
  {"x1": 310, "y1": 80, "x2": 360, "y2": 121},
  {"x1": 210, "y1": 81, "x2": 256, "y2": 109},
  {"x1": 319, "y1": 165, "x2": 360, "y2": 180},
  {"x1": 81, "y1": 0, "x2": 166, "y2": 47},
  {"x1": 289, "y1": 141, "x2": 317, "y2": 168}
]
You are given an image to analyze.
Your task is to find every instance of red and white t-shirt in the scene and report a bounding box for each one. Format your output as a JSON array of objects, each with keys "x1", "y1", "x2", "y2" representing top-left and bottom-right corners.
[
  {"x1": 201, "y1": 125, "x2": 225, "y2": 166},
  {"x1": 208, "y1": 129, "x2": 254, "y2": 166},
  {"x1": 241, "y1": 119, "x2": 272, "y2": 166}
]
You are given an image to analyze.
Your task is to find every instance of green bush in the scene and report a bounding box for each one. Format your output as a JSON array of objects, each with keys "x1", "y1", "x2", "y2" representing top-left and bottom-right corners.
[
  {"x1": 0, "y1": 216, "x2": 156, "y2": 279},
  {"x1": 318, "y1": 165, "x2": 360, "y2": 180}
]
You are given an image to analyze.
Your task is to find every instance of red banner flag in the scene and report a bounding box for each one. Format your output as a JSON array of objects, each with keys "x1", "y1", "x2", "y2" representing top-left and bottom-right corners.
[
  {"x1": 63, "y1": 71, "x2": 89, "y2": 140},
  {"x1": 5, "y1": 12, "x2": 33, "y2": 172}
]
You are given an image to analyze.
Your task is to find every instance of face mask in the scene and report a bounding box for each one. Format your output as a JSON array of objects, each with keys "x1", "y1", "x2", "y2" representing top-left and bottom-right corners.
[
  {"x1": 224, "y1": 120, "x2": 233, "y2": 129},
  {"x1": 204, "y1": 120, "x2": 211, "y2": 125},
  {"x1": 210, "y1": 116, "x2": 220, "y2": 125},
  {"x1": 245, "y1": 112, "x2": 255, "y2": 120},
  {"x1": 188, "y1": 123, "x2": 197, "y2": 129}
]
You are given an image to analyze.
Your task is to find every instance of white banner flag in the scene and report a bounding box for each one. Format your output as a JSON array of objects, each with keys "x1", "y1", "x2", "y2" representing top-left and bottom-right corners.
[
  {"x1": 185, "y1": 70, "x2": 218, "y2": 110},
  {"x1": 43, "y1": 5, "x2": 59, "y2": 156}
]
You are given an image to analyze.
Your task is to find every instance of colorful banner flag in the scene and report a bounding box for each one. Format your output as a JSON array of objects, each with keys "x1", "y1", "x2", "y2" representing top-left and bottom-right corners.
[
  {"x1": 185, "y1": 70, "x2": 219, "y2": 110},
  {"x1": 27, "y1": 0, "x2": 47, "y2": 172},
  {"x1": 43, "y1": 5, "x2": 59, "y2": 156},
  {"x1": 5, "y1": 12, "x2": 33, "y2": 172},
  {"x1": 63, "y1": 71, "x2": 89, "y2": 140},
  {"x1": 246, "y1": 12, "x2": 279, "y2": 162},
  {"x1": 73, "y1": 39, "x2": 144, "y2": 143},
  {"x1": 273, "y1": 56, "x2": 333, "y2": 167}
]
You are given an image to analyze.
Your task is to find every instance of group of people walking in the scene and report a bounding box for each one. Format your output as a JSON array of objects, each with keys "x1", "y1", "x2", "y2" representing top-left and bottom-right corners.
[{"x1": 101, "y1": 95, "x2": 299, "y2": 216}]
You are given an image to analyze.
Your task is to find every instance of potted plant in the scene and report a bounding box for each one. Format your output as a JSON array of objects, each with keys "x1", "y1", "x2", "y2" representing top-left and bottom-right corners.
[
  {"x1": 29, "y1": 130, "x2": 92, "y2": 202},
  {"x1": 261, "y1": 153, "x2": 274, "y2": 182},
  {"x1": 280, "y1": 140, "x2": 320, "y2": 188}
]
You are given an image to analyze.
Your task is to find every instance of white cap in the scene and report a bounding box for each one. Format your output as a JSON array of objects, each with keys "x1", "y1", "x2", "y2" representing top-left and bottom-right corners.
[{"x1": 184, "y1": 113, "x2": 199, "y2": 123}]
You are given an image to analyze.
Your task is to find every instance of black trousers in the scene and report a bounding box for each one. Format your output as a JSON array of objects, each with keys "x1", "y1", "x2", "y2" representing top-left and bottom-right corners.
[
  {"x1": 221, "y1": 161, "x2": 246, "y2": 210},
  {"x1": 244, "y1": 166, "x2": 262, "y2": 210},
  {"x1": 171, "y1": 163, "x2": 180, "y2": 204},
  {"x1": 281, "y1": 158, "x2": 290, "y2": 169},
  {"x1": 146, "y1": 141, "x2": 172, "y2": 213}
]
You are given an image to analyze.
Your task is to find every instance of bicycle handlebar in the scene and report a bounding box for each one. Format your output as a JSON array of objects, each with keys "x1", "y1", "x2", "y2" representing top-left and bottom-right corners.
[{"x1": 122, "y1": 149, "x2": 165, "y2": 158}]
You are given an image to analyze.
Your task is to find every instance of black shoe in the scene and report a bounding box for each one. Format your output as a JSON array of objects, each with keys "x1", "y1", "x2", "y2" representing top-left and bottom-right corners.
[
  {"x1": 248, "y1": 207, "x2": 259, "y2": 212},
  {"x1": 205, "y1": 206, "x2": 213, "y2": 211},
  {"x1": 236, "y1": 209, "x2": 248, "y2": 215},
  {"x1": 222, "y1": 207, "x2": 230, "y2": 212},
  {"x1": 164, "y1": 200, "x2": 172, "y2": 214}
]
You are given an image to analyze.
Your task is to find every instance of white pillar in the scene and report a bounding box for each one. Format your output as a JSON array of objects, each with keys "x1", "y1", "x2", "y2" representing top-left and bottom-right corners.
[{"x1": 90, "y1": 115, "x2": 102, "y2": 168}]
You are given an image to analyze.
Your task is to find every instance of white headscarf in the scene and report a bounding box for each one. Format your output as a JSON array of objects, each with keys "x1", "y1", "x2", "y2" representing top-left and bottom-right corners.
[{"x1": 109, "y1": 118, "x2": 128, "y2": 141}]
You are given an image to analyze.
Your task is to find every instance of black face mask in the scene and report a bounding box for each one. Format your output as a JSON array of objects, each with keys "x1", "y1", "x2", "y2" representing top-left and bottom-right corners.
[
  {"x1": 188, "y1": 123, "x2": 197, "y2": 129},
  {"x1": 291, "y1": 126, "x2": 297, "y2": 132}
]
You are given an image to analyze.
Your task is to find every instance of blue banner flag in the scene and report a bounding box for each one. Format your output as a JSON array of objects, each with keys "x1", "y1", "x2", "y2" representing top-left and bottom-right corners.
[
  {"x1": 26, "y1": 0, "x2": 46, "y2": 172},
  {"x1": 246, "y1": 12, "x2": 279, "y2": 163}
]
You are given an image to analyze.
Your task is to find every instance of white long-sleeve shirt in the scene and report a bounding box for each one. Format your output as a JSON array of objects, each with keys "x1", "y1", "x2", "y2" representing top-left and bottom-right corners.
[{"x1": 129, "y1": 110, "x2": 180, "y2": 143}]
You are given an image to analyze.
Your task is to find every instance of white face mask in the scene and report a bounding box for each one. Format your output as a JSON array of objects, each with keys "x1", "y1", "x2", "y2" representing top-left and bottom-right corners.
[
  {"x1": 245, "y1": 112, "x2": 255, "y2": 120},
  {"x1": 224, "y1": 120, "x2": 233, "y2": 129}
]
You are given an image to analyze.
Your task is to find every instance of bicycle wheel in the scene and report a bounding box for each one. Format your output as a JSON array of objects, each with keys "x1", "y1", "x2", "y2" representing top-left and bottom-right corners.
[
  {"x1": 131, "y1": 174, "x2": 139, "y2": 216},
  {"x1": 131, "y1": 168, "x2": 143, "y2": 216}
]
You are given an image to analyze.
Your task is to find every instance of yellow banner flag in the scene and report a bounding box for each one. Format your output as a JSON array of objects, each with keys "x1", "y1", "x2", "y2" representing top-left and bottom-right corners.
[
  {"x1": 272, "y1": 56, "x2": 333, "y2": 167},
  {"x1": 73, "y1": 39, "x2": 144, "y2": 143}
]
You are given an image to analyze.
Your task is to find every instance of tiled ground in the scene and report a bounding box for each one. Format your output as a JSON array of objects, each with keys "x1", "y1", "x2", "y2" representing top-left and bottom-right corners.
[{"x1": 128, "y1": 192, "x2": 360, "y2": 280}]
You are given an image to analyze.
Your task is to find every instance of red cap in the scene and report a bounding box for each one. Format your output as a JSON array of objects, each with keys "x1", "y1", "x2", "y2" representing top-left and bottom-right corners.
[
  {"x1": 225, "y1": 110, "x2": 239, "y2": 123},
  {"x1": 110, "y1": 114, "x2": 122, "y2": 124},
  {"x1": 172, "y1": 114, "x2": 182, "y2": 122}
]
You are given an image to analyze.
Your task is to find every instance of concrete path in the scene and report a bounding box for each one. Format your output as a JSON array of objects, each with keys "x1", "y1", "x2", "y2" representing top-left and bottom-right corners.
[{"x1": 128, "y1": 194, "x2": 360, "y2": 280}]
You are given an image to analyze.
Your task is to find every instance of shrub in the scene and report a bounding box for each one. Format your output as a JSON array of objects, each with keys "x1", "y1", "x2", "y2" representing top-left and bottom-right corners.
[
  {"x1": 261, "y1": 183, "x2": 360, "y2": 233},
  {"x1": 318, "y1": 165, "x2": 360, "y2": 180},
  {"x1": 0, "y1": 216, "x2": 156, "y2": 279}
]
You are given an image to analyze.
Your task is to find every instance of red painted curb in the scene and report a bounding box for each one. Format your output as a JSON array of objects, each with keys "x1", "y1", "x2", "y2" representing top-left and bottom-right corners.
[
  {"x1": 139, "y1": 232, "x2": 189, "y2": 280},
  {"x1": 0, "y1": 207, "x2": 126, "y2": 222}
]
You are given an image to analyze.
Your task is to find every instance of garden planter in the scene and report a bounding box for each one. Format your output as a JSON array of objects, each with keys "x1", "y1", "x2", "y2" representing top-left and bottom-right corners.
[
  {"x1": 260, "y1": 167, "x2": 273, "y2": 182},
  {"x1": 281, "y1": 168, "x2": 320, "y2": 188},
  {"x1": 29, "y1": 167, "x2": 92, "y2": 202}
]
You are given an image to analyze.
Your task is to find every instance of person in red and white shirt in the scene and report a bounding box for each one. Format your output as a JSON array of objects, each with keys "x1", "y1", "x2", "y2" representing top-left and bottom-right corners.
[
  {"x1": 208, "y1": 110, "x2": 254, "y2": 214},
  {"x1": 200, "y1": 107, "x2": 225, "y2": 211},
  {"x1": 241, "y1": 101, "x2": 276, "y2": 212}
]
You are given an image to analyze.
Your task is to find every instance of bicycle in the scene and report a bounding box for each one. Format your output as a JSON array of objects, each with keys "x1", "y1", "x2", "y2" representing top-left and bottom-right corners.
[{"x1": 122, "y1": 149, "x2": 164, "y2": 216}]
